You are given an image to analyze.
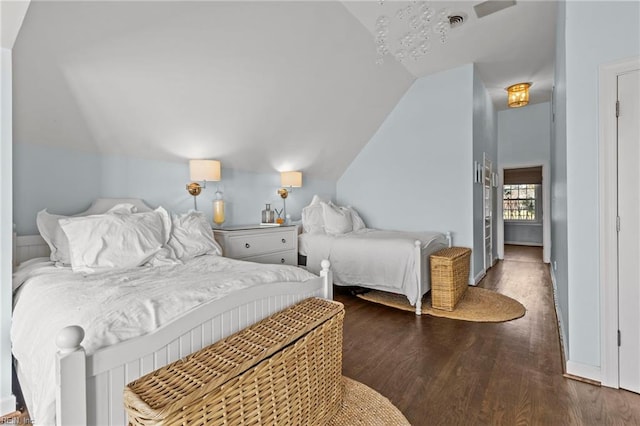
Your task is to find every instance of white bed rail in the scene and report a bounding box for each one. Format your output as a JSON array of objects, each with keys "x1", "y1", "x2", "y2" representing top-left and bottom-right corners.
[{"x1": 54, "y1": 261, "x2": 333, "y2": 426}]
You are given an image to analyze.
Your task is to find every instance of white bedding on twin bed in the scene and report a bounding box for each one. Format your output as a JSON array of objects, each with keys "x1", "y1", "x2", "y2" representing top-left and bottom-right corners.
[
  {"x1": 299, "y1": 229, "x2": 448, "y2": 306},
  {"x1": 12, "y1": 255, "x2": 316, "y2": 426}
]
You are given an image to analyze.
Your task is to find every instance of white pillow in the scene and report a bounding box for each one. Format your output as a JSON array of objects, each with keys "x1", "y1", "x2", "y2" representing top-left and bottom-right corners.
[
  {"x1": 321, "y1": 202, "x2": 353, "y2": 235},
  {"x1": 59, "y1": 207, "x2": 171, "y2": 273},
  {"x1": 36, "y1": 203, "x2": 137, "y2": 265},
  {"x1": 346, "y1": 206, "x2": 366, "y2": 231},
  {"x1": 167, "y1": 211, "x2": 222, "y2": 260},
  {"x1": 301, "y1": 195, "x2": 329, "y2": 234}
]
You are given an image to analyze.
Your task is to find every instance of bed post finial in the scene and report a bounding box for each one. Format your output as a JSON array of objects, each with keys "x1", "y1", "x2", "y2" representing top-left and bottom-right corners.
[
  {"x1": 56, "y1": 325, "x2": 85, "y2": 354},
  {"x1": 320, "y1": 260, "x2": 333, "y2": 300},
  {"x1": 321, "y1": 259, "x2": 331, "y2": 271},
  {"x1": 56, "y1": 326, "x2": 87, "y2": 425},
  {"x1": 446, "y1": 232, "x2": 453, "y2": 247}
]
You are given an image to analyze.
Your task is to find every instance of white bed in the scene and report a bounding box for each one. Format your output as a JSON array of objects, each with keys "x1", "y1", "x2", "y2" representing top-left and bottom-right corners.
[
  {"x1": 11, "y1": 198, "x2": 333, "y2": 426},
  {"x1": 300, "y1": 229, "x2": 450, "y2": 314},
  {"x1": 299, "y1": 196, "x2": 451, "y2": 315}
]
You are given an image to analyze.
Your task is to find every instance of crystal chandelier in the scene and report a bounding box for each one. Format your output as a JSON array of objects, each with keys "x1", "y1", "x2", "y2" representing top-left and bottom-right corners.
[{"x1": 374, "y1": 1, "x2": 453, "y2": 65}]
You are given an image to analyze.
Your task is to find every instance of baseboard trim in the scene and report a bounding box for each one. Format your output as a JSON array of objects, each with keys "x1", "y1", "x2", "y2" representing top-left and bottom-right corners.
[
  {"x1": 504, "y1": 241, "x2": 543, "y2": 247},
  {"x1": 549, "y1": 266, "x2": 568, "y2": 366},
  {"x1": 473, "y1": 270, "x2": 486, "y2": 285},
  {"x1": 566, "y1": 361, "x2": 602, "y2": 383},
  {"x1": 563, "y1": 372, "x2": 601, "y2": 387},
  {"x1": 0, "y1": 394, "x2": 16, "y2": 417}
]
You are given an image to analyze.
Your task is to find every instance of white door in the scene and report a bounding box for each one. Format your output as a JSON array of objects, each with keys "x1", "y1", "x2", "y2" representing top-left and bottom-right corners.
[{"x1": 618, "y1": 69, "x2": 640, "y2": 393}]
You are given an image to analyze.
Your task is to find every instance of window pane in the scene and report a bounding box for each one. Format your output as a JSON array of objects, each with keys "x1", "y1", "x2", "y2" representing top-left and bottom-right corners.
[{"x1": 503, "y1": 184, "x2": 537, "y2": 221}]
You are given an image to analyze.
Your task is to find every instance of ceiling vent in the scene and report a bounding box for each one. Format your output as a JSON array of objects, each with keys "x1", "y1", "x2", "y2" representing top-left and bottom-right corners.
[
  {"x1": 448, "y1": 14, "x2": 466, "y2": 29},
  {"x1": 474, "y1": 0, "x2": 516, "y2": 18}
]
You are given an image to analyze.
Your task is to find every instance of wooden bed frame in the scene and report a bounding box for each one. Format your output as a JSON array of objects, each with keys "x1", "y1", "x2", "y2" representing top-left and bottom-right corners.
[{"x1": 13, "y1": 198, "x2": 333, "y2": 426}]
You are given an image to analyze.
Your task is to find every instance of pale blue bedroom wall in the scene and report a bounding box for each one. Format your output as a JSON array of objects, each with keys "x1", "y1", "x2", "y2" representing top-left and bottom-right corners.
[
  {"x1": 498, "y1": 102, "x2": 551, "y2": 246},
  {"x1": 1, "y1": 47, "x2": 16, "y2": 416},
  {"x1": 564, "y1": 0, "x2": 640, "y2": 368},
  {"x1": 336, "y1": 64, "x2": 474, "y2": 262},
  {"x1": 551, "y1": 0, "x2": 569, "y2": 358},
  {"x1": 472, "y1": 66, "x2": 497, "y2": 280},
  {"x1": 13, "y1": 142, "x2": 335, "y2": 235},
  {"x1": 498, "y1": 102, "x2": 551, "y2": 165}
]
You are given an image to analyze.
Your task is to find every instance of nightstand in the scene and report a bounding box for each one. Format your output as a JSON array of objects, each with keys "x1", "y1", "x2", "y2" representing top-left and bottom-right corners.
[{"x1": 212, "y1": 225, "x2": 298, "y2": 266}]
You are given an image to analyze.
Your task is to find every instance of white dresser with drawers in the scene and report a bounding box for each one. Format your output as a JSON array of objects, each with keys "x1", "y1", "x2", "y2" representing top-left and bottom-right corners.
[{"x1": 212, "y1": 225, "x2": 298, "y2": 266}]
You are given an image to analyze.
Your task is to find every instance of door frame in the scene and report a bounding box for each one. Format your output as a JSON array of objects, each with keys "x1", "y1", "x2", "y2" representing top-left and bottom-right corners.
[
  {"x1": 496, "y1": 161, "x2": 550, "y2": 263},
  {"x1": 599, "y1": 56, "x2": 640, "y2": 389}
]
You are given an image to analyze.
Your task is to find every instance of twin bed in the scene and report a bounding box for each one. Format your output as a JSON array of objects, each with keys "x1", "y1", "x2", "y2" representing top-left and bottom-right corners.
[
  {"x1": 298, "y1": 195, "x2": 452, "y2": 315},
  {"x1": 11, "y1": 197, "x2": 450, "y2": 425}
]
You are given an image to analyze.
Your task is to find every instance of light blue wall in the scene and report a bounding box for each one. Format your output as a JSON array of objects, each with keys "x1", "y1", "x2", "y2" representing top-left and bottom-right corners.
[
  {"x1": 336, "y1": 64, "x2": 474, "y2": 265},
  {"x1": 472, "y1": 65, "x2": 497, "y2": 279},
  {"x1": 562, "y1": 0, "x2": 640, "y2": 368},
  {"x1": 498, "y1": 102, "x2": 551, "y2": 166},
  {"x1": 498, "y1": 102, "x2": 551, "y2": 247},
  {"x1": 1, "y1": 47, "x2": 16, "y2": 416},
  {"x1": 13, "y1": 142, "x2": 335, "y2": 235},
  {"x1": 505, "y1": 223, "x2": 543, "y2": 246},
  {"x1": 551, "y1": 0, "x2": 569, "y2": 355}
]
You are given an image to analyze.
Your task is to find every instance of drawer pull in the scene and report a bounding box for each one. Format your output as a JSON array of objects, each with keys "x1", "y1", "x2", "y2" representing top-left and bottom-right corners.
[
  {"x1": 245, "y1": 243, "x2": 251, "y2": 249},
  {"x1": 281, "y1": 258, "x2": 285, "y2": 264},
  {"x1": 281, "y1": 238, "x2": 286, "y2": 244}
]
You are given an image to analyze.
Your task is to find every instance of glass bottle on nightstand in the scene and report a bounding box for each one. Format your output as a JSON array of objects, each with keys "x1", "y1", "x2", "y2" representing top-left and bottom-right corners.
[
  {"x1": 213, "y1": 189, "x2": 225, "y2": 227},
  {"x1": 261, "y1": 203, "x2": 275, "y2": 223}
]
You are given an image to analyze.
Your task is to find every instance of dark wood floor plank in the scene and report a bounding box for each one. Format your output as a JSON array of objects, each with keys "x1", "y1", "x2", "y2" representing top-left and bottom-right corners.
[{"x1": 337, "y1": 245, "x2": 640, "y2": 425}]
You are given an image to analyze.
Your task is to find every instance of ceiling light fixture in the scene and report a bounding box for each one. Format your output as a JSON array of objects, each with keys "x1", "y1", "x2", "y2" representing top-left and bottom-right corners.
[
  {"x1": 506, "y1": 82, "x2": 531, "y2": 108},
  {"x1": 373, "y1": 1, "x2": 458, "y2": 65}
]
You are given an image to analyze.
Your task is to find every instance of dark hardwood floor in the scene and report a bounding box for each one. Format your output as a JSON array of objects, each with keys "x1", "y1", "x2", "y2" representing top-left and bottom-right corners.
[{"x1": 337, "y1": 245, "x2": 640, "y2": 425}]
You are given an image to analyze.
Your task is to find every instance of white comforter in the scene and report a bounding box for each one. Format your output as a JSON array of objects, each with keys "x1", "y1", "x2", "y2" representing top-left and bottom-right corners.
[
  {"x1": 301, "y1": 229, "x2": 447, "y2": 305},
  {"x1": 11, "y1": 255, "x2": 316, "y2": 426}
]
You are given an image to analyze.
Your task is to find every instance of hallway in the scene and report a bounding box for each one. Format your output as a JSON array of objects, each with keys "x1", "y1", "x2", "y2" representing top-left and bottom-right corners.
[{"x1": 336, "y1": 246, "x2": 640, "y2": 425}]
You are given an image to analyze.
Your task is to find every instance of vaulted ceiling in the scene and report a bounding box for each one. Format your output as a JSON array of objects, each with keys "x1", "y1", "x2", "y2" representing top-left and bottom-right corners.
[{"x1": 13, "y1": 1, "x2": 556, "y2": 180}]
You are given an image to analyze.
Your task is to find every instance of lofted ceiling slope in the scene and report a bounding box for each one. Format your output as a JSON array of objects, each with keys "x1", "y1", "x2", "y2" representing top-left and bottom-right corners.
[
  {"x1": 13, "y1": 1, "x2": 414, "y2": 180},
  {"x1": 13, "y1": 1, "x2": 557, "y2": 181}
]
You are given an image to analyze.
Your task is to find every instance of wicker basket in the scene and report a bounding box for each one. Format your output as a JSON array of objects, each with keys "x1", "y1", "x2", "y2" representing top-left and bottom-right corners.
[
  {"x1": 430, "y1": 247, "x2": 471, "y2": 311},
  {"x1": 124, "y1": 297, "x2": 344, "y2": 425}
]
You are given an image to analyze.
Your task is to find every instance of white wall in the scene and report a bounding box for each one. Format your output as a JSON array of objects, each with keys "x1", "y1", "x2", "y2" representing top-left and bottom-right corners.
[
  {"x1": 560, "y1": 0, "x2": 640, "y2": 376},
  {"x1": 13, "y1": 142, "x2": 336, "y2": 235},
  {"x1": 337, "y1": 64, "x2": 474, "y2": 267},
  {"x1": 498, "y1": 102, "x2": 551, "y2": 252},
  {"x1": 1, "y1": 47, "x2": 17, "y2": 416},
  {"x1": 472, "y1": 66, "x2": 497, "y2": 279}
]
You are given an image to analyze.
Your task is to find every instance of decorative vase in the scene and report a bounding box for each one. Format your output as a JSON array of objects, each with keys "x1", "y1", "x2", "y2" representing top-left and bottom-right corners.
[
  {"x1": 261, "y1": 204, "x2": 275, "y2": 223},
  {"x1": 275, "y1": 208, "x2": 284, "y2": 224},
  {"x1": 213, "y1": 190, "x2": 225, "y2": 226}
]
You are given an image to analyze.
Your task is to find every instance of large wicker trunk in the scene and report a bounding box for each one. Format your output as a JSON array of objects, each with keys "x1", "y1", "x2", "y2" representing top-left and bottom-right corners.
[
  {"x1": 430, "y1": 247, "x2": 472, "y2": 311},
  {"x1": 124, "y1": 297, "x2": 344, "y2": 425}
]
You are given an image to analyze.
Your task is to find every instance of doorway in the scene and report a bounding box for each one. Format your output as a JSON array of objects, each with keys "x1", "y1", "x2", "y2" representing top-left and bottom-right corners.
[
  {"x1": 496, "y1": 163, "x2": 550, "y2": 264},
  {"x1": 599, "y1": 57, "x2": 640, "y2": 391}
]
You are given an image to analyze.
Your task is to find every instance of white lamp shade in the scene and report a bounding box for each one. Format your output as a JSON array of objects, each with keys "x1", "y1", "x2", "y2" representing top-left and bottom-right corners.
[
  {"x1": 189, "y1": 160, "x2": 221, "y2": 181},
  {"x1": 281, "y1": 171, "x2": 302, "y2": 188}
]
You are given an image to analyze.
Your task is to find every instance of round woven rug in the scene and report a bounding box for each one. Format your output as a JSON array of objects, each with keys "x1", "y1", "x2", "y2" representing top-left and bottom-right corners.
[
  {"x1": 327, "y1": 377, "x2": 410, "y2": 425},
  {"x1": 356, "y1": 287, "x2": 525, "y2": 322}
]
